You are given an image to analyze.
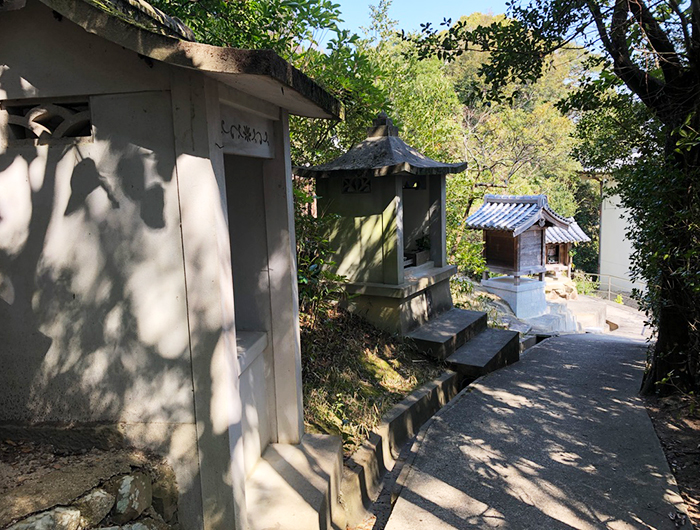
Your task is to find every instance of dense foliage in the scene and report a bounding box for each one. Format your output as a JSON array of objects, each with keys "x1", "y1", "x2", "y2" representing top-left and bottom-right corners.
[
  {"x1": 149, "y1": 0, "x2": 603, "y2": 339},
  {"x1": 412, "y1": 0, "x2": 700, "y2": 393},
  {"x1": 363, "y1": 9, "x2": 595, "y2": 277},
  {"x1": 148, "y1": 0, "x2": 344, "y2": 60}
]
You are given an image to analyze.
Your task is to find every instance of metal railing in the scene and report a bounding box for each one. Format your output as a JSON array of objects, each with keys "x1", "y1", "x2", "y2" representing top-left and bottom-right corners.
[{"x1": 571, "y1": 271, "x2": 643, "y2": 307}]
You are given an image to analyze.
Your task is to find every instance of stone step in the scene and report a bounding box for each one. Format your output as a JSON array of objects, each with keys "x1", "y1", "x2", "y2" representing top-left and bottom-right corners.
[
  {"x1": 446, "y1": 328, "x2": 520, "y2": 378},
  {"x1": 406, "y1": 308, "x2": 487, "y2": 359},
  {"x1": 246, "y1": 434, "x2": 345, "y2": 530}
]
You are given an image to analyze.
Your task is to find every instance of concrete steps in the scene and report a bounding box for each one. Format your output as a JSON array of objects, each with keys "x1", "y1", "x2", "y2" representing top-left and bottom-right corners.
[
  {"x1": 446, "y1": 328, "x2": 520, "y2": 378},
  {"x1": 407, "y1": 307, "x2": 520, "y2": 378},
  {"x1": 246, "y1": 434, "x2": 345, "y2": 530},
  {"x1": 406, "y1": 308, "x2": 487, "y2": 359}
]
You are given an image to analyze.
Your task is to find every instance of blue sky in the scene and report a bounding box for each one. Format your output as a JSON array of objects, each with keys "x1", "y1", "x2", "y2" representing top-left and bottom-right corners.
[{"x1": 330, "y1": 0, "x2": 509, "y2": 37}]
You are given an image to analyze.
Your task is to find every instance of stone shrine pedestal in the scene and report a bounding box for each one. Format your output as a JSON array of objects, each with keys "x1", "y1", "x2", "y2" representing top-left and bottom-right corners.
[
  {"x1": 341, "y1": 264, "x2": 456, "y2": 335},
  {"x1": 482, "y1": 276, "x2": 546, "y2": 319}
]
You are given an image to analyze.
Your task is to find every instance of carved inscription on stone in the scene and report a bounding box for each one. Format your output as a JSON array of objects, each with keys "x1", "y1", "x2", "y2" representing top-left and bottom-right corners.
[
  {"x1": 219, "y1": 105, "x2": 274, "y2": 159},
  {"x1": 342, "y1": 176, "x2": 371, "y2": 194}
]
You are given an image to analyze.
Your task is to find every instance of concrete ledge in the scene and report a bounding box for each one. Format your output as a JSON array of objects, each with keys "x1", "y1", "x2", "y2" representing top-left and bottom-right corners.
[
  {"x1": 344, "y1": 265, "x2": 457, "y2": 299},
  {"x1": 341, "y1": 370, "x2": 464, "y2": 528},
  {"x1": 246, "y1": 434, "x2": 345, "y2": 530}
]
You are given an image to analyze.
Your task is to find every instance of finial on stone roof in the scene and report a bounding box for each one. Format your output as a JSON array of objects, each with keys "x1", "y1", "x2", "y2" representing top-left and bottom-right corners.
[{"x1": 367, "y1": 112, "x2": 399, "y2": 137}]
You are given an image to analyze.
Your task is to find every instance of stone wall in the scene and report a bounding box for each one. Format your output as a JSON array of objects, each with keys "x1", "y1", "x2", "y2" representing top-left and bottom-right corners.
[{"x1": 1, "y1": 442, "x2": 179, "y2": 530}]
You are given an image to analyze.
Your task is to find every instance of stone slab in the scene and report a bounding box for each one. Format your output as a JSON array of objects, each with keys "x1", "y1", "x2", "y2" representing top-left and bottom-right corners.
[
  {"x1": 406, "y1": 308, "x2": 487, "y2": 359},
  {"x1": 387, "y1": 335, "x2": 688, "y2": 529},
  {"x1": 0, "y1": 449, "x2": 149, "y2": 527},
  {"x1": 344, "y1": 265, "x2": 457, "y2": 299},
  {"x1": 245, "y1": 434, "x2": 344, "y2": 530},
  {"x1": 446, "y1": 328, "x2": 520, "y2": 378},
  {"x1": 483, "y1": 277, "x2": 547, "y2": 319}
]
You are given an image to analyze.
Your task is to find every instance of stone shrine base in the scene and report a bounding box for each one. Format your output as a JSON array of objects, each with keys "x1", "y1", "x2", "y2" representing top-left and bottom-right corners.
[
  {"x1": 341, "y1": 264, "x2": 457, "y2": 335},
  {"x1": 482, "y1": 276, "x2": 546, "y2": 319}
]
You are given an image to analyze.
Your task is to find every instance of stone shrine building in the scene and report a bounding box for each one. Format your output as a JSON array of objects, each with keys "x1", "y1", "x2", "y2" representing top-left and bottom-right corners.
[{"x1": 296, "y1": 114, "x2": 467, "y2": 335}]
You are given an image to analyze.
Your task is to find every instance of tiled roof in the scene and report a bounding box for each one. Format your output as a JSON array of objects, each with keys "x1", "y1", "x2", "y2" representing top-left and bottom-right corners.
[
  {"x1": 546, "y1": 218, "x2": 591, "y2": 244},
  {"x1": 465, "y1": 195, "x2": 570, "y2": 236}
]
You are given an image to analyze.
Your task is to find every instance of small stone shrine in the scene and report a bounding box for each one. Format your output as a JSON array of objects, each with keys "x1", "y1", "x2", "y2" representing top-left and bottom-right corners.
[
  {"x1": 466, "y1": 195, "x2": 570, "y2": 318},
  {"x1": 296, "y1": 114, "x2": 467, "y2": 334},
  {"x1": 546, "y1": 218, "x2": 591, "y2": 276}
]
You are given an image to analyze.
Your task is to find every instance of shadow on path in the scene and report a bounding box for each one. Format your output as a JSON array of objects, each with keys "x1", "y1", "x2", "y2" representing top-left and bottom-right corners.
[{"x1": 385, "y1": 334, "x2": 686, "y2": 529}]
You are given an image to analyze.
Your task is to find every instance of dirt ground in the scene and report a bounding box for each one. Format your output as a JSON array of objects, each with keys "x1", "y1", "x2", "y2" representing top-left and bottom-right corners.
[{"x1": 645, "y1": 394, "x2": 700, "y2": 530}]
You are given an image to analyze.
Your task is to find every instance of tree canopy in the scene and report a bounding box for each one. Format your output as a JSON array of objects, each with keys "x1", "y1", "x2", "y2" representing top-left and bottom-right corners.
[{"x1": 413, "y1": 0, "x2": 700, "y2": 394}]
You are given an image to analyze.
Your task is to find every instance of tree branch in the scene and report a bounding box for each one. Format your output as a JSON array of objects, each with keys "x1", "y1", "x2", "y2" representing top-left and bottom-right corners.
[
  {"x1": 587, "y1": 0, "x2": 667, "y2": 118},
  {"x1": 667, "y1": 0, "x2": 692, "y2": 53},
  {"x1": 627, "y1": 0, "x2": 682, "y2": 80}
]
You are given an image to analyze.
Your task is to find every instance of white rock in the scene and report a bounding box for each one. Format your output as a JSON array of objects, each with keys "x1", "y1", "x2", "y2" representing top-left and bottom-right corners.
[{"x1": 7, "y1": 507, "x2": 81, "y2": 530}]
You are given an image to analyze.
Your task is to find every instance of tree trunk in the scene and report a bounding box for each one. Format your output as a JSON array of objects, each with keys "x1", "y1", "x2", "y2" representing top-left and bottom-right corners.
[
  {"x1": 640, "y1": 300, "x2": 691, "y2": 395},
  {"x1": 639, "y1": 134, "x2": 700, "y2": 395}
]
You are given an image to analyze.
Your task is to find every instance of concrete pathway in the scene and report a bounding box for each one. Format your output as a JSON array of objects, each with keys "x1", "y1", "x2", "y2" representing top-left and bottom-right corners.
[{"x1": 386, "y1": 335, "x2": 687, "y2": 529}]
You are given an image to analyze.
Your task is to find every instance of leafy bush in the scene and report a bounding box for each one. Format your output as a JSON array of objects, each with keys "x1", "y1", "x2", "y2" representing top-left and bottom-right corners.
[
  {"x1": 572, "y1": 270, "x2": 599, "y2": 296},
  {"x1": 294, "y1": 182, "x2": 347, "y2": 324}
]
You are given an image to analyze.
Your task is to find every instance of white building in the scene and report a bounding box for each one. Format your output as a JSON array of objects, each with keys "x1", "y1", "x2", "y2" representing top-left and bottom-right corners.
[
  {"x1": 0, "y1": 1, "x2": 342, "y2": 529},
  {"x1": 599, "y1": 191, "x2": 646, "y2": 293}
]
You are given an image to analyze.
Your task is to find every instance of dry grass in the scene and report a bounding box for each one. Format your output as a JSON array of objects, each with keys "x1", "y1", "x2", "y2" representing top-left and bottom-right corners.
[{"x1": 301, "y1": 305, "x2": 443, "y2": 456}]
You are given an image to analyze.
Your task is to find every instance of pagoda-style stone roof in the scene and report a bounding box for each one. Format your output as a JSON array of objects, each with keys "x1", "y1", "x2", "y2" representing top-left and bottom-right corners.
[
  {"x1": 296, "y1": 114, "x2": 467, "y2": 178},
  {"x1": 4, "y1": 0, "x2": 342, "y2": 119},
  {"x1": 466, "y1": 195, "x2": 570, "y2": 236},
  {"x1": 546, "y1": 218, "x2": 591, "y2": 244}
]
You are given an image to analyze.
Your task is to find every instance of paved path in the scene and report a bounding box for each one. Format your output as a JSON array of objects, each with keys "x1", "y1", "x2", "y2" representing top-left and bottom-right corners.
[{"x1": 386, "y1": 335, "x2": 687, "y2": 529}]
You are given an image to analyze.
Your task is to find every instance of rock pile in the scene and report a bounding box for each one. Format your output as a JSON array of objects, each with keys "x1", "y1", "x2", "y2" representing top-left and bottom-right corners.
[
  {"x1": 545, "y1": 276, "x2": 579, "y2": 300},
  {"x1": 6, "y1": 468, "x2": 178, "y2": 530}
]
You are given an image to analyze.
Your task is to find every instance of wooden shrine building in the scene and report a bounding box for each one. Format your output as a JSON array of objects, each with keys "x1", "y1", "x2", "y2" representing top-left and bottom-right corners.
[
  {"x1": 546, "y1": 218, "x2": 591, "y2": 276},
  {"x1": 465, "y1": 195, "x2": 570, "y2": 318}
]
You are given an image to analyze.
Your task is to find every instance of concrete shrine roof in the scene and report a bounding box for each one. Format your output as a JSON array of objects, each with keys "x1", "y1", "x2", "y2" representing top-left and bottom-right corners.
[
  {"x1": 546, "y1": 218, "x2": 591, "y2": 244},
  {"x1": 295, "y1": 114, "x2": 468, "y2": 178},
  {"x1": 466, "y1": 195, "x2": 570, "y2": 237},
  {"x1": 1, "y1": 0, "x2": 342, "y2": 119},
  {"x1": 80, "y1": 0, "x2": 196, "y2": 41}
]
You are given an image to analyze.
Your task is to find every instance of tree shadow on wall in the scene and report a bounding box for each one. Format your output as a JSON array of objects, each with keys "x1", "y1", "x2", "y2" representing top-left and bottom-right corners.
[{"x1": 0, "y1": 128, "x2": 179, "y2": 422}]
